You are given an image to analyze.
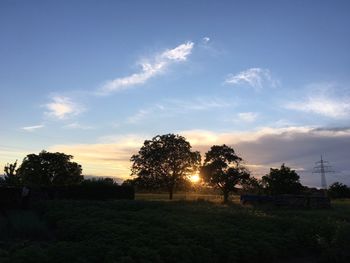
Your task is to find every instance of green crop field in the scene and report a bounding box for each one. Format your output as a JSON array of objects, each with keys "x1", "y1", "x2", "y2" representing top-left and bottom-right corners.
[{"x1": 1, "y1": 197, "x2": 350, "y2": 263}]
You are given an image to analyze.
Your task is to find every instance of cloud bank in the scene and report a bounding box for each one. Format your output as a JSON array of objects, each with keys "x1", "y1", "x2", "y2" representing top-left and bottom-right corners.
[{"x1": 184, "y1": 127, "x2": 350, "y2": 186}]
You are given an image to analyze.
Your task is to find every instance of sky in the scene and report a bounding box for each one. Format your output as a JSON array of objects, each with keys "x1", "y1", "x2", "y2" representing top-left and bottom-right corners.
[{"x1": 1, "y1": 0, "x2": 350, "y2": 187}]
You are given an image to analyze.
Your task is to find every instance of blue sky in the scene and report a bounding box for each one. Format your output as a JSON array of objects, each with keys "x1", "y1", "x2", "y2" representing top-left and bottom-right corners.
[{"x1": 1, "y1": 0, "x2": 350, "y2": 186}]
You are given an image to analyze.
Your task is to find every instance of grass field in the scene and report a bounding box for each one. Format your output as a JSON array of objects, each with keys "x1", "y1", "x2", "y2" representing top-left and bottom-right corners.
[
  {"x1": 1, "y1": 196, "x2": 350, "y2": 263},
  {"x1": 135, "y1": 192, "x2": 228, "y2": 202}
]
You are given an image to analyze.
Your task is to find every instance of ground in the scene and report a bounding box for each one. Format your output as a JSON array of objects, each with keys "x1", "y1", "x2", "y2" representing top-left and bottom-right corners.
[{"x1": 0, "y1": 194, "x2": 349, "y2": 263}]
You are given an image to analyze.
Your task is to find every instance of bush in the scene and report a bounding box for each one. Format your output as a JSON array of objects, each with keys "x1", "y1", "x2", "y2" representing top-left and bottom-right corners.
[
  {"x1": 53, "y1": 184, "x2": 134, "y2": 200},
  {"x1": 0, "y1": 210, "x2": 50, "y2": 241},
  {"x1": 328, "y1": 182, "x2": 350, "y2": 199},
  {"x1": 0, "y1": 187, "x2": 21, "y2": 209},
  {"x1": 0, "y1": 183, "x2": 135, "y2": 208}
]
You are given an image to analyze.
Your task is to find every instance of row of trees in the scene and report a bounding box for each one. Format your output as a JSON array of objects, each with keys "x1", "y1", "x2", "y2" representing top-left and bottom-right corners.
[
  {"x1": 127, "y1": 134, "x2": 305, "y2": 202},
  {"x1": 3, "y1": 133, "x2": 347, "y2": 202},
  {"x1": 129, "y1": 134, "x2": 250, "y2": 202}
]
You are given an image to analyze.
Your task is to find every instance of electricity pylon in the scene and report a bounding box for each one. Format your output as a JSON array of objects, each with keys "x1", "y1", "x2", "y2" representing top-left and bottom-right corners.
[{"x1": 312, "y1": 155, "x2": 334, "y2": 189}]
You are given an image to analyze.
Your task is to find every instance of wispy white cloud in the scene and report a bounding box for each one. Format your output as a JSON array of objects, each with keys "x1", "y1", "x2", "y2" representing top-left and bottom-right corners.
[
  {"x1": 127, "y1": 108, "x2": 157, "y2": 124},
  {"x1": 286, "y1": 94, "x2": 350, "y2": 119},
  {"x1": 63, "y1": 122, "x2": 94, "y2": 130},
  {"x1": 202, "y1": 36, "x2": 210, "y2": 43},
  {"x1": 161, "y1": 42, "x2": 194, "y2": 61},
  {"x1": 21, "y1": 124, "x2": 44, "y2": 132},
  {"x1": 45, "y1": 96, "x2": 84, "y2": 120},
  {"x1": 99, "y1": 41, "x2": 194, "y2": 94},
  {"x1": 127, "y1": 97, "x2": 231, "y2": 124},
  {"x1": 225, "y1": 68, "x2": 277, "y2": 90},
  {"x1": 198, "y1": 36, "x2": 223, "y2": 56},
  {"x1": 237, "y1": 112, "x2": 258, "y2": 123},
  {"x1": 167, "y1": 97, "x2": 230, "y2": 111}
]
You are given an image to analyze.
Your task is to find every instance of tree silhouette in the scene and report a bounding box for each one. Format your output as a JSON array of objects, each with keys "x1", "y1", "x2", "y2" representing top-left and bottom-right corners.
[
  {"x1": 328, "y1": 182, "x2": 350, "y2": 199},
  {"x1": 262, "y1": 164, "x2": 302, "y2": 195},
  {"x1": 131, "y1": 134, "x2": 201, "y2": 199},
  {"x1": 241, "y1": 177, "x2": 264, "y2": 195},
  {"x1": 200, "y1": 145, "x2": 249, "y2": 203},
  {"x1": 16, "y1": 150, "x2": 83, "y2": 187},
  {"x1": 3, "y1": 160, "x2": 21, "y2": 186}
]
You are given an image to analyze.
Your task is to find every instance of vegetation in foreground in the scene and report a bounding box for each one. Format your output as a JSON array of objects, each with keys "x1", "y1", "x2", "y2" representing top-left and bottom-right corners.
[{"x1": 1, "y1": 198, "x2": 350, "y2": 263}]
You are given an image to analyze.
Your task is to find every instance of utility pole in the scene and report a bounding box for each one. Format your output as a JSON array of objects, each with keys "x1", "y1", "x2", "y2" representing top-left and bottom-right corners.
[{"x1": 313, "y1": 155, "x2": 334, "y2": 190}]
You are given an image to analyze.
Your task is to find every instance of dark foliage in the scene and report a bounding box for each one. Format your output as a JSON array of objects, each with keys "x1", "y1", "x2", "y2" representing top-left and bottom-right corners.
[
  {"x1": 131, "y1": 134, "x2": 201, "y2": 199},
  {"x1": 122, "y1": 176, "x2": 193, "y2": 192},
  {"x1": 302, "y1": 186, "x2": 325, "y2": 195},
  {"x1": 262, "y1": 164, "x2": 303, "y2": 195},
  {"x1": 0, "y1": 187, "x2": 22, "y2": 209},
  {"x1": 241, "y1": 177, "x2": 265, "y2": 195},
  {"x1": 53, "y1": 182, "x2": 134, "y2": 200},
  {"x1": 3, "y1": 160, "x2": 21, "y2": 186},
  {"x1": 0, "y1": 179, "x2": 134, "y2": 210},
  {"x1": 241, "y1": 194, "x2": 331, "y2": 208},
  {"x1": 16, "y1": 151, "x2": 83, "y2": 187},
  {"x1": 0, "y1": 177, "x2": 4, "y2": 186},
  {"x1": 1, "y1": 200, "x2": 350, "y2": 263},
  {"x1": 328, "y1": 182, "x2": 350, "y2": 199},
  {"x1": 200, "y1": 145, "x2": 250, "y2": 202}
]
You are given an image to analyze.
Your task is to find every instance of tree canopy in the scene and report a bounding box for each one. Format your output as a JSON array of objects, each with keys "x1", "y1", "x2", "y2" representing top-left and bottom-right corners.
[
  {"x1": 262, "y1": 164, "x2": 302, "y2": 195},
  {"x1": 130, "y1": 134, "x2": 201, "y2": 199},
  {"x1": 200, "y1": 144, "x2": 249, "y2": 202},
  {"x1": 16, "y1": 151, "x2": 83, "y2": 187},
  {"x1": 328, "y1": 182, "x2": 350, "y2": 199}
]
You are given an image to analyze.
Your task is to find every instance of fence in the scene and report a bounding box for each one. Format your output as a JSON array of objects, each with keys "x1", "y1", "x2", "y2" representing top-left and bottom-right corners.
[{"x1": 240, "y1": 194, "x2": 331, "y2": 208}]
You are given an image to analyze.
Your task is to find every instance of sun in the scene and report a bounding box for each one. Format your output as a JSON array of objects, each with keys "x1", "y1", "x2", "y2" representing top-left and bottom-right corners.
[{"x1": 189, "y1": 174, "x2": 200, "y2": 183}]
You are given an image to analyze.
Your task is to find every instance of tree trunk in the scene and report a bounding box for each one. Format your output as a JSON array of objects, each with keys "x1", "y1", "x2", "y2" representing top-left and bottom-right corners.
[
  {"x1": 223, "y1": 191, "x2": 229, "y2": 203},
  {"x1": 168, "y1": 176, "x2": 175, "y2": 200},
  {"x1": 169, "y1": 187, "x2": 173, "y2": 200}
]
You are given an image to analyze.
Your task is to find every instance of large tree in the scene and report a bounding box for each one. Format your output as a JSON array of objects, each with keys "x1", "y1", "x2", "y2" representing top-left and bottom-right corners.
[
  {"x1": 16, "y1": 151, "x2": 83, "y2": 187},
  {"x1": 262, "y1": 164, "x2": 303, "y2": 195},
  {"x1": 200, "y1": 145, "x2": 250, "y2": 203},
  {"x1": 131, "y1": 134, "x2": 201, "y2": 199}
]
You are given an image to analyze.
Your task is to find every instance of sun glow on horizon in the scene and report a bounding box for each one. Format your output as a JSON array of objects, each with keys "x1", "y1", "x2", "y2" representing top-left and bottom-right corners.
[{"x1": 189, "y1": 174, "x2": 200, "y2": 183}]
